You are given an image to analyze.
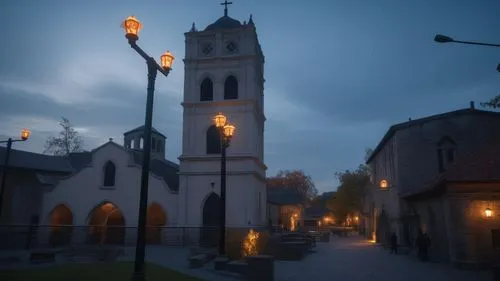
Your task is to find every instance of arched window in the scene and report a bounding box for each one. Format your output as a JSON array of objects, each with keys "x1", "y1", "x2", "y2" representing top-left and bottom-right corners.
[
  {"x1": 103, "y1": 161, "x2": 116, "y2": 186},
  {"x1": 206, "y1": 125, "x2": 221, "y2": 154},
  {"x1": 139, "y1": 137, "x2": 144, "y2": 149},
  {"x1": 157, "y1": 140, "x2": 163, "y2": 152},
  {"x1": 200, "y1": 78, "x2": 213, "y2": 101},
  {"x1": 437, "y1": 136, "x2": 456, "y2": 172},
  {"x1": 224, "y1": 75, "x2": 238, "y2": 100}
]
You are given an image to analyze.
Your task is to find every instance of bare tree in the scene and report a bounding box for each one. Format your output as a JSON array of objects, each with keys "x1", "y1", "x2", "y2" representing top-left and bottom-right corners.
[
  {"x1": 44, "y1": 117, "x2": 84, "y2": 156},
  {"x1": 481, "y1": 94, "x2": 500, "y2": 109}
]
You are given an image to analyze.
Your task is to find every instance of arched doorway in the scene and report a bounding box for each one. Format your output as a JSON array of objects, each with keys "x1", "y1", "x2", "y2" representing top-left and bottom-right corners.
[
  {"x1": 201, "y1": 193, "x2": 220, "y2": 247},
  {"x1": 146, "y1": 203, "x2": 167, "y2": 244},
  {"x1": 87, "y1": 202, "x2": 125, "y2": 245},
  {"x1": 48, "y1": 204, "x2": 73, "y2": 247},
  {"x1": 376, "y1": 210, "x2": 390, "y2": 246}
]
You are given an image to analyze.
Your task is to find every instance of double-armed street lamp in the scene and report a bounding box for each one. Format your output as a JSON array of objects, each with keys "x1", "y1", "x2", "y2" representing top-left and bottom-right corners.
[
  {"x1": 212, "y1": 112, "x2": 236, "y2": 256},
  {"x1": 434, "y1": 34, "x2": 500, "y2": 72},
  {"x1": 0, "y1": 129, "x2": 31, "y2": 217},
  {"x1": 121, "y1": 15, "x2": 175, "y2": 281}
]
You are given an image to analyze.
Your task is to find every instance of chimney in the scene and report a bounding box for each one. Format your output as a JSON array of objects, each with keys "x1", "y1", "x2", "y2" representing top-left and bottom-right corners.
[{"x1": 470, "y1": 101, "x2": 475, "y2": 109}]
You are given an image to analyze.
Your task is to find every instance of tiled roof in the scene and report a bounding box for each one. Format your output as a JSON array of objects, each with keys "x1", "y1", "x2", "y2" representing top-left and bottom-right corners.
[
  {"x1": 123, "y1": 125, "x2": 166, "y2": 139},
  {"x1": 0, "y1": 147, "x2": 74, "y2": 173},
  {"x1": 267, "y1": 187, "x2": 305, "y2": 205},
  {"x1": 366, "y1": 108, "x2": 500, "y2": 164},
  {"x1": 131, "y1": 150, "x2": 179, "y2": 192},
  {"x1": 402, "y1": 142, "x2": 500, "y2": 198}
]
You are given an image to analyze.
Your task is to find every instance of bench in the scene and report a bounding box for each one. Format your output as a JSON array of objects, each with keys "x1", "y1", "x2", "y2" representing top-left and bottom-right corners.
[
  {"x1": 281, "y1": 233, "x2": 315, "y2": 248},
  {"x1": 278, "y1": 241, "x2": 309, "y2": 260}
]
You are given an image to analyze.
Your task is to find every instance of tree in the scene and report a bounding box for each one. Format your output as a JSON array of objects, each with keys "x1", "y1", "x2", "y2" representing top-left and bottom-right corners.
[
  {"x1": 481, "y1": 95, "x2": 500, "y2": 109},
  {"x1": 44, "y1": 117, "x2": 84, "y2": 156},
  {"x1": 328, "y1": 164, "x2": 370, "y2": 223},
  {"x1": 266, "y1": 170, "x2": 318, "y2": 199}
]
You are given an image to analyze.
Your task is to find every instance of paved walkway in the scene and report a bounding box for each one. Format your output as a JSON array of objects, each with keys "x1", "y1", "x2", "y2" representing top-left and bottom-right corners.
[
  {"x1": 0, "y1": 237, "x2": 494, "y2": 281},
  {"x1": 274, "y1": 235, "x2": 493, "y2": 281}
]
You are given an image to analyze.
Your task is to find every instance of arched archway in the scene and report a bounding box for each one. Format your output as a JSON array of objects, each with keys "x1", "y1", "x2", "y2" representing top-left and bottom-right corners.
[
  {"x1": 87, "y1": 202, "x2": 125, "y2": 245},
  {"x1": 376, "y1": 210, "x2": 390, "y2": 246},
  {"x1": 146, "y1": 203, "x2": 167, "y2": 244},
  {"x1": 48, "y1": 204, "x2": 73, "y2": 247},
  {"x1": 200, "y1": 77, "x2": 213, "y2": 101},
  {"x1": 201, "y1": 193, "x2": 221, "y2": 247},
  {"x1": 224, "y1": 75, "x2": 238, "y2": 99}
]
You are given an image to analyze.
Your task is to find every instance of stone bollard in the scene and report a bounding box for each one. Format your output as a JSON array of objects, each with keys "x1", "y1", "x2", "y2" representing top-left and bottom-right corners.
[{"x1": 246, "y1": 255, "x2": 274, "y2": 281}]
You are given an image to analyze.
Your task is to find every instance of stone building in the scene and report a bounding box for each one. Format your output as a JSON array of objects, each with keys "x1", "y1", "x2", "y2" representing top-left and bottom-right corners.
[{"x1": 362, "y1": 103, "x2": 500, "y2": 266}]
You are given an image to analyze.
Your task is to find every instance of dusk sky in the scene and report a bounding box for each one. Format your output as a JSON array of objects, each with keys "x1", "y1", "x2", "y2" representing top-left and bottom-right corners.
[{"x1": 0, "y1": 0, "x2": 498, "y2": 193}]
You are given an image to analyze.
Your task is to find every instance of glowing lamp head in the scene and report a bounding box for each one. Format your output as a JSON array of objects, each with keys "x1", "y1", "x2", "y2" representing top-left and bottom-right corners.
[
  {"x1": 20, "y1": 128, "x2": 31, "y2": 141},
  {"x1": 485, "y1": 208, "x2": 493, "y2": 218},
  {"x1": 223, "y1": 124, "x2": 236, "y2": 138},
  {"x1": 213, "y1": 113, "x2": 227, "y2": 128},
  {"x1": 122, "y1": 16, "x2": 142, "y2": 42},
  {"x1": 380, "y1": 179, "x2": 389, "y2": 189},
  {"x1": 355, "y1": 216, "x2": 359, "y2": 221},
  {"x1": 160, "y1": 51, "x2": 175, "y2": 70}
]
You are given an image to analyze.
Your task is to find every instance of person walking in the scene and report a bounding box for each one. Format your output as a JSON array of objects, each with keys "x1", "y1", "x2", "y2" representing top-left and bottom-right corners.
[
  {"x1": 416, "y1": 230, "x2": 424, "y2": 261},
  {"x1": 390, "y1": 232, "x2": 398, "y2": 254},
  {"x1": 422, "y1": 233, "x2": 431, "y2": 262}
]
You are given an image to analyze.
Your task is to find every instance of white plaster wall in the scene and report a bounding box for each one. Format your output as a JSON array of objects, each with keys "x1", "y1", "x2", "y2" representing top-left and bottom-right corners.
[
  {"x1": 40, "y1": 142, "x2": 178, "y2": 227},
  {"x1": 177, "y1": 173, "x2": 265, "y2": 227}
]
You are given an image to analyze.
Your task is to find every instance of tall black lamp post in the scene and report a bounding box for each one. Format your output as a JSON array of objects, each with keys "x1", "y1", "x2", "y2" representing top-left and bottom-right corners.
[
  {"x1": 0, "y1": 128, "x2": 31, "y2": 217},
  {"x1": 213, "y1": 112, "x2": 236, "y2": 256},
  {"x1": 434, "y1": 34, "x2": 500, "y2": 72},
  {"x1": 121, "y1": 15, "x2": 175, "y2": 281}
]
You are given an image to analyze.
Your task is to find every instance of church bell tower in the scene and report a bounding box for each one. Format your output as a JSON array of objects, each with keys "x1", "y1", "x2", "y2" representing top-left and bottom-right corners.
[{"x1": 177, "y1": 3, "x2": 266, "y2": 228}]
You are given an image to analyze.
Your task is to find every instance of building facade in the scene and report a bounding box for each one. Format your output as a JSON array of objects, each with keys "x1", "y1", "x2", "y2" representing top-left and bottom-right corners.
[{"x1": 362, "y1": 104, "x2": 500, "y2": 265}]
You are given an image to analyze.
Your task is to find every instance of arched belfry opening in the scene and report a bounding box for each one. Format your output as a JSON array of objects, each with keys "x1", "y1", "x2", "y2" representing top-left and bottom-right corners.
[
  {"x1": 201, "y1": 192, "x2": 221, "y2": 247},
  {"x1": 103, "y1": 161, "x2": 116, "y2": 187},
  {"x1": 48, "y1": 204, "x2": 73, "y2": 247},
  {"x1": 123, "y1": 126, "x2": 167, "y2": 159},
  {"x1": 206, "y1": 125, "x2": 221, "y2": 154},
  {"x1": 200, "y1": 78, "x2": 213, "y2": 101},
  {"x1": 224, "y1": 75, "x2": 238, "y2": 99},
  {"x1": 86, "y1": 202, "x2": 126, "y2": 245},
  {"x1": 146, "y1": 203, "x2": 167, "y2": 244}
]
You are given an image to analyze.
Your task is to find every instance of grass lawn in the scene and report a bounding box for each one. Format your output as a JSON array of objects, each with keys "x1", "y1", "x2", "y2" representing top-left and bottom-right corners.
[{"x1": 0, "y1": 262, "x2": 204, "y2": 281}]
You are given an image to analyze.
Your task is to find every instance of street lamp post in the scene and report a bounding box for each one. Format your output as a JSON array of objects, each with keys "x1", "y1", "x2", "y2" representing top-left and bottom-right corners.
[
  {"x1": 213, "y1": 113, "x2": 236, "y2": 256},
  {"x1": 121, "y1": 15, "x2": 175, "y2": 281},
  {"x1": 434, "y1": 34, "x2": 500, "y2": 72},
  {"x1": 0, "y1": 129, "x2": 31, "y2": 217}
]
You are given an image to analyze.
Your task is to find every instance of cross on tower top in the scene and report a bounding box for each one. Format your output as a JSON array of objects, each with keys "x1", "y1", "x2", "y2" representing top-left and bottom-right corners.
[{"x1": 220, "y1": 0, "x2": 233, "y2": 17}]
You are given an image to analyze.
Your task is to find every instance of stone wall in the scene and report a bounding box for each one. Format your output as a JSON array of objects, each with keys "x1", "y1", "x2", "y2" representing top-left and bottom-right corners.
[{"x1": 446, "y1": 191, "x2": 500, "y2": 266}]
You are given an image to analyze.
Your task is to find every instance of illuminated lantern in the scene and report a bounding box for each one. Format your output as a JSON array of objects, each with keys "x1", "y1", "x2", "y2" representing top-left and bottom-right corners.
[
  {"x1": 213, "y1": 112, "x2": 227, "y2": 128},
  {"x1": 160, "y1": 51, "x2": 175, "y2": 70},
  {"x1": 223, "y1": 124, "x2": 236, "y2": 138},
  {"x1": 121, "y1": 16, "x2": 142, "y2": 42},
  {"x1": 485, "y1": 208, "x2": 493, "y2": 218},
  {"x1": 20, "y1": 128, "x2": 31, "y2": 141},
  {"x1": 380, "y1": 180, "x2": 389, "y2": 189}
]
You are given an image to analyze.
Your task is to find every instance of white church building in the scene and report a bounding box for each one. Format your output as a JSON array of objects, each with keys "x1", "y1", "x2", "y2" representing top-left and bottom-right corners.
[{"x1": 0, "y1": 9, "x2": 267, "y2": 248}]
